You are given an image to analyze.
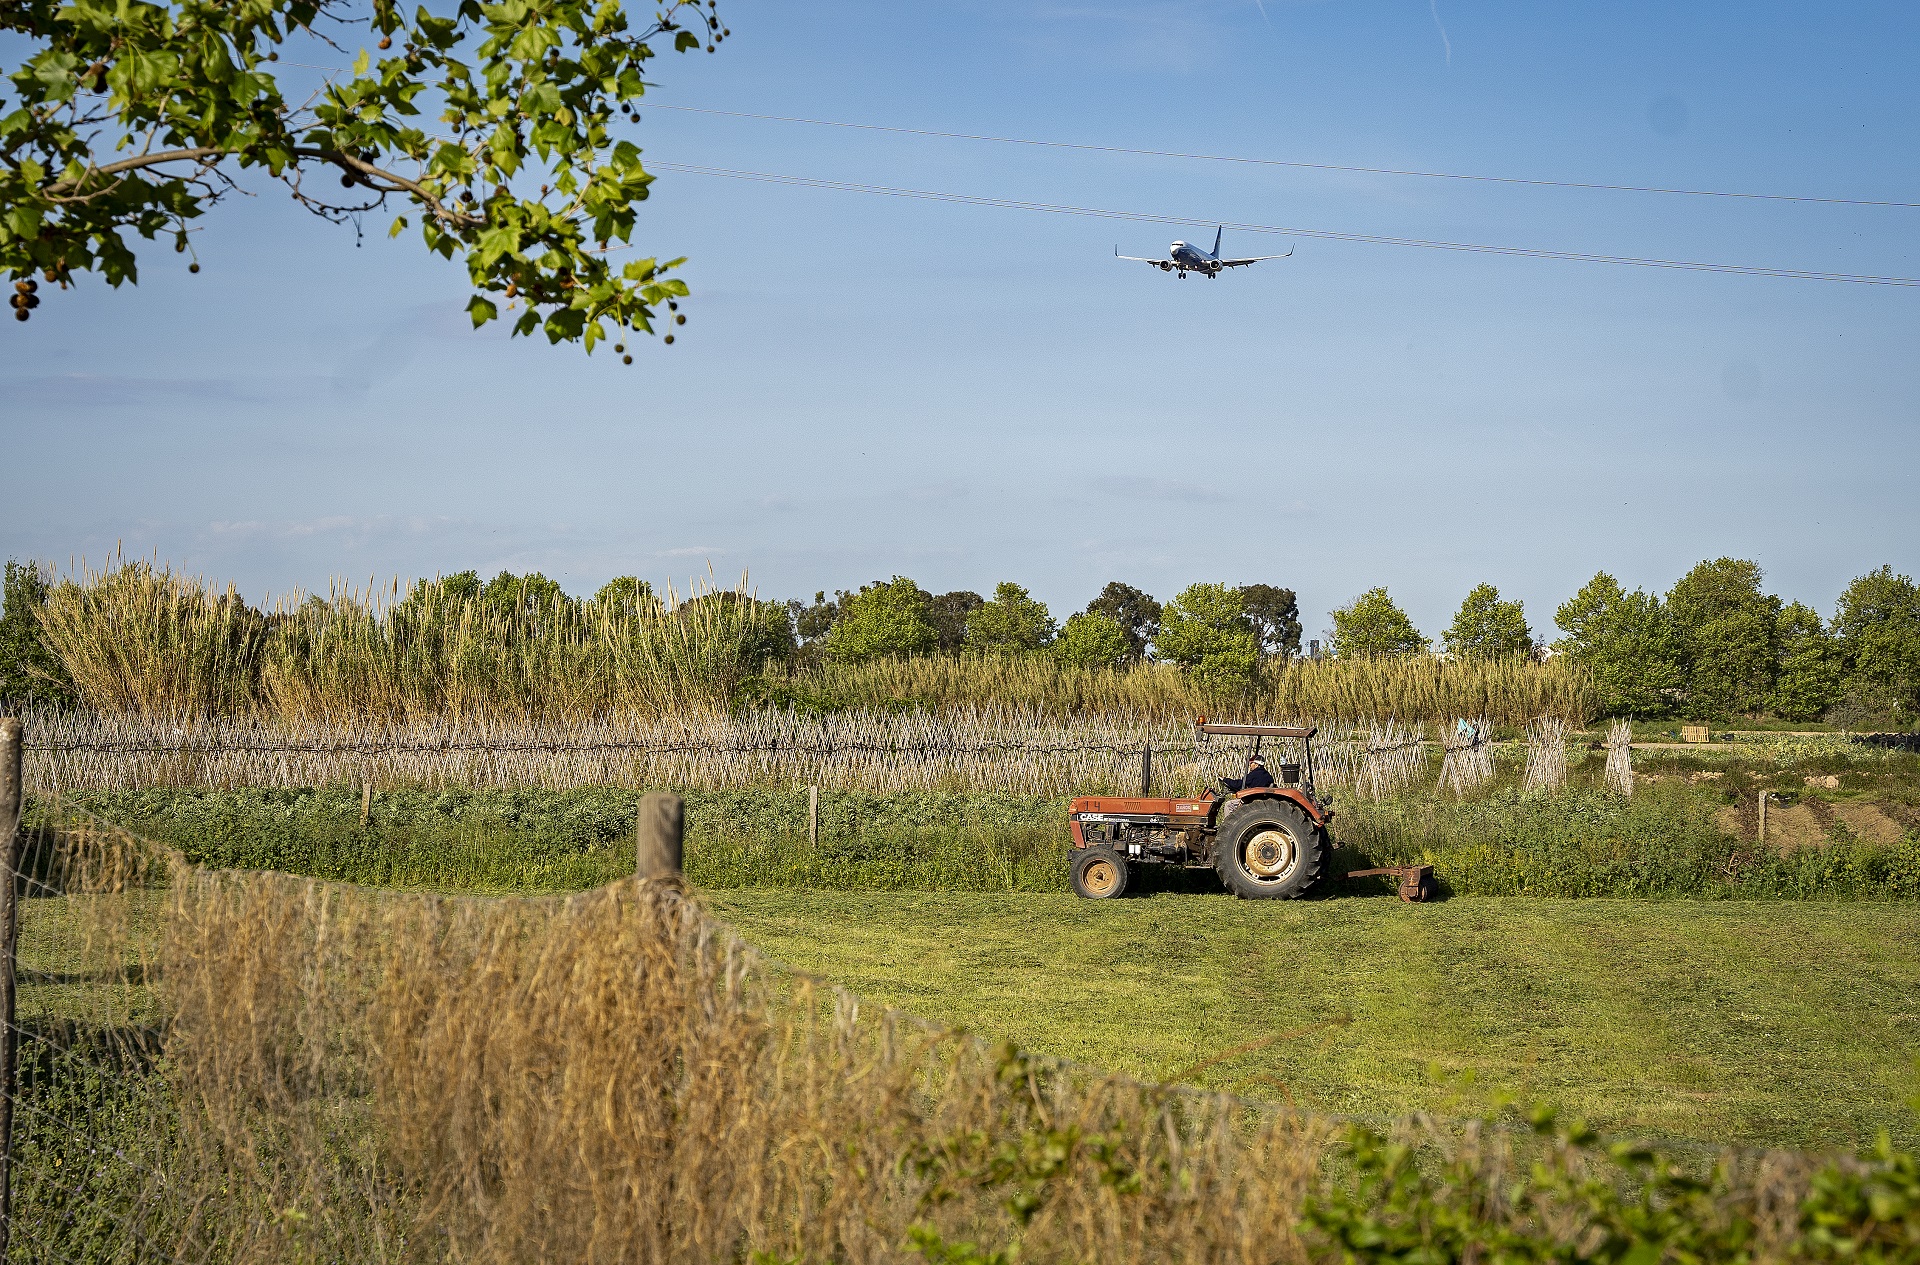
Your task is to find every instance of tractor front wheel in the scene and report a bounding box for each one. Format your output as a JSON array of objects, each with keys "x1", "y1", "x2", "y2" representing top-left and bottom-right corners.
[
  {"x1": 1070, "y1": 846, "x2": 1129, "y2": 899},
  {"x1": 1215, "y1": 804, "x2": 1322, "y2": 900}
]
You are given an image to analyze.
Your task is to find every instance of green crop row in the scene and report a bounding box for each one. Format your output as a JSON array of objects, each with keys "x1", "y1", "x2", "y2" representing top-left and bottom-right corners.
[{"x1": 36, "y1": 781, "x2": 1920, "y2": 902}]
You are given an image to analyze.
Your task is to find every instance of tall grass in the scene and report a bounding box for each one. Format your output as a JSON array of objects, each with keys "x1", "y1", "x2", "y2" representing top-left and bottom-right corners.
[
  {"x1": 765, "y1": 652, "x2": 1595, "y2": 727},
  {"x1": 37, "y1": 559, "x2": 780, "y2": 721},
  {"x1": 34, "y1": 558, "x2": 269, "y2": 715},
  {"x1": 31, "y1": 558, "x2": 1595, "y2": 726}
]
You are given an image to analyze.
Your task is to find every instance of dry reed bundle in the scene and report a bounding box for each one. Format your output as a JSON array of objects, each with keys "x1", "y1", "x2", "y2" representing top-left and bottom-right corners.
[
  {"x1": 1605, "y1": 719, "x2": 1635, "y2": 796},
  {"x1": 22, "y1": 707, "x2": 1395, "y2": 799},
  {"x1": 1356, "y1": 721, "x2": 1429, "y2": 800},
  {"x1": 1522, "y1": 717, "x2": 1570, "y2": 796},
  {"x1": 1436, "y1": 718, "x2": 1496, "y2": 796}
]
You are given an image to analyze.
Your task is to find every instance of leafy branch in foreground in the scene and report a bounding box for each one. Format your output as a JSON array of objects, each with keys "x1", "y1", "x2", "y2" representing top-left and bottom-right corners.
[{"x1": 2, "y1": 0, "x2": 728, "y2": 350}]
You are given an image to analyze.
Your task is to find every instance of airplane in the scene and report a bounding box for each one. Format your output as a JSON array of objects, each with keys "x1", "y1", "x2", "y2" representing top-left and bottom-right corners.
[{"x1": 1115, "y1": 226, "x2": 1292, "y2": 279}]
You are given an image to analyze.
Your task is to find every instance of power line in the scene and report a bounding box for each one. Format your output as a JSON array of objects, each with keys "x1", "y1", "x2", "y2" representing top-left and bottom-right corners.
[
  {"x1": 645, "y1": 161, "x2": 1920, "y2": 287},
  {"x1": 646, "y1": 103, "x2": 1920, "y2": 211}
]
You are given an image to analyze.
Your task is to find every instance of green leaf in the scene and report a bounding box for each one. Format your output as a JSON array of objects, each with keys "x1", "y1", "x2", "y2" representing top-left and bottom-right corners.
[{"x1": 466, "y1": 295, "x2": 498, "y2": 327}]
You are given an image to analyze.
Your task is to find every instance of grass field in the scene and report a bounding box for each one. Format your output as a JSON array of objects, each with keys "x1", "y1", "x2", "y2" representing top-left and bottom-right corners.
[{"x1": 706, "y1": 888, "x2": 1920, "y2": 1155}]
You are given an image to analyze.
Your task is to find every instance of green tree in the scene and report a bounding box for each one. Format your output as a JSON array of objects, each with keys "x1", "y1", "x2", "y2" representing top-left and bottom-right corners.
[
  {"x1": 790, "y1": 591, "x2": 839, "y2": 655},
  {"x1": 1238, "y1": 584, "x2": 1302, "y2": 661},
  {"x1": 592, "y1": 575, "x2": 659, "y2": 618},
  {"x1": 1053, "y1": 611, "x2": 1132, "y2": 671},
  {"x1": 1156, "y1": 583, "x2": 1258, "y2": 694},
  {"x1": 1331, "y1": 588, "x2": 1428, "y2": 658},
  {"x1": 823, "y1": 577, "x2": 937, "y2": 664},
  {"x1": 1442, "y1": 583, "x2": 1532, "y2": 660},
  {"x1": 2, "y1": 0, "x2": 725, "y2": 349},
  {"x1": 679, "y1": 590, "x2": 795, "y2": 667},
  {"x1": 1665, "y1": 558, "x2": 1781, "y2": 718},
  {"x1": 1771, "y1": 601, "x2": 1840, "y2": 723},
  {"x1": 1831, "y1": 565, "x2": 1920, "y2": 726},
  {"x1": 965, "y1": 583, "x2": 1056, "y2": 656},
  {"x1": 480, "y1": 570, "x2": 569, "y2": 623},
  {"x1": 926, "y1": 590, "x2": 984, "y2": 655},
  {"x1": 0, "y1": 559, "x2": 75, "y2": 706},
  {"x1": 1553, "y1": 572, "x2": 1681, "y2": 716},
  {"x1": 1084, "y1": 582, "x2": 1160, "y2": 662}
]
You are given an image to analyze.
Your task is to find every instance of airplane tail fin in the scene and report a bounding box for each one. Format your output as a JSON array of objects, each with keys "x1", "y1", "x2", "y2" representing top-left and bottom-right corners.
[{"x1": 1212, "y1": 226, "x2": 1223, "y2": 256}]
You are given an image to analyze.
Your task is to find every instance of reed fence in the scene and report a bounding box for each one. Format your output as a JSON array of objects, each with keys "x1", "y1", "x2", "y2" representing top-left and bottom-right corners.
[{"x1": 20, "y1": 708, "x2": 1469, "y2": 799}]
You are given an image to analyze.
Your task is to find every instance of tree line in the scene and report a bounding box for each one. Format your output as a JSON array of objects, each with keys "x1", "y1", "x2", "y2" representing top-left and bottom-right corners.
[{"x1": 3, "y1": 558, "x2": 1916, "y2": 726}]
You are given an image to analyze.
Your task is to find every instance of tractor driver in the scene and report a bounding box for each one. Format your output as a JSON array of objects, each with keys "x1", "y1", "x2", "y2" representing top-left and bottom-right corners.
[{"x1": 1221, "y1": 755, "x2": 1275, "y2": 794}]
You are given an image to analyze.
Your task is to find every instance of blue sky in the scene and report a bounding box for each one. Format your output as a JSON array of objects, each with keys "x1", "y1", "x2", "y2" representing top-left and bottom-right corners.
[{"x1": 3, "y1": 0, "x2": 1916, "y2": 643}]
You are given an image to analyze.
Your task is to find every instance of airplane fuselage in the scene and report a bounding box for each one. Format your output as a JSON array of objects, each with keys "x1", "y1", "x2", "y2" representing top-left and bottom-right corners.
[{"x1": 1168, "y1": 240, "x2": 1221, "y2": 276}]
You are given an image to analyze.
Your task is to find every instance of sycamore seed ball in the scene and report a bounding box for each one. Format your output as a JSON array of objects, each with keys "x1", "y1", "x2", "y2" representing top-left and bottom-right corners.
[
  {"x1": 674, "y1": 313, "x2": 685, "y2": 325},
  {"x1": 664, "y1": 334, "x2": 674, "y2": 345},
  {"x1": 622, "y1": 354, "x2": 632, "y2": 365}
]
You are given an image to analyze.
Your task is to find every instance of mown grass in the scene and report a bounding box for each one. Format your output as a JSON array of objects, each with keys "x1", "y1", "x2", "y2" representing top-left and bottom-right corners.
[{"x1": 707, "y1": 888, "x2": 1920, "y2": 1154}]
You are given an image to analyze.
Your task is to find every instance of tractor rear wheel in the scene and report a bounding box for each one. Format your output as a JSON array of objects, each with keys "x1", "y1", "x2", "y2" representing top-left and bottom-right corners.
[
  {"x1": 1070, "y1": 847, "x2": 1129, "y2": 899},
  {"x1": 1215, "y1": 803, "x2": 1322, "y2": 900}
]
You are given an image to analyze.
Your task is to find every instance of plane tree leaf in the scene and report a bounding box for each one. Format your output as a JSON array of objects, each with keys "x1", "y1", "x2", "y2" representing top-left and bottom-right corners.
[{"x1": 0, "y1": 0, "x2": 731, "y2": 351}]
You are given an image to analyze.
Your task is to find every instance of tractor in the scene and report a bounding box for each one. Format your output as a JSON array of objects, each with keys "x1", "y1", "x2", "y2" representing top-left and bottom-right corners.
[{"x1": 1067, "y1": 721, "x2": 1333, "y2": 900}]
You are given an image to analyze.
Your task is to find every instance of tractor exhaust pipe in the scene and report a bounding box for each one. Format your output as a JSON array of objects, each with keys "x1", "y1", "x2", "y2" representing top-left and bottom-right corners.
[{"x1": 1141, "y1": 744, "x2": 1152, "y2": 796}]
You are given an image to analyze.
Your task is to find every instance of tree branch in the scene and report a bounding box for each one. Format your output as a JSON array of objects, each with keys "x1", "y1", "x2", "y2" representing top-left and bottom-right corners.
[
  {"x1": 41, "y1": 146, "x2": 225, "y2": 196},
  {"x1": 293, "y1": 146, "x2": 485, "y2": 228}
]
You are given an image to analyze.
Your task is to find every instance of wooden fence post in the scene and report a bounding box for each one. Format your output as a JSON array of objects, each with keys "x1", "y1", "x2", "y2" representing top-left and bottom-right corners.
[
  {"x1": 0, "y1": 716, "x2": 24, "y2": 1265},
  {"x1": 1758, "y1": 790, "x2": 1769, "y2": 847},
  {"x1": 637, "y1": 792, "x2": 684, "y2": 880},
  {"x1": 808, "y1": 785, "x2": 818, "y2": 850}
]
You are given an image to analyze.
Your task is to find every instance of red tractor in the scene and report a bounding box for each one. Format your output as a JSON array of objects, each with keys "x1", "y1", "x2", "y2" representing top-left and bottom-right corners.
[{"x1": 1068, "y1": 721, "x2": 1332, "y2": 900}]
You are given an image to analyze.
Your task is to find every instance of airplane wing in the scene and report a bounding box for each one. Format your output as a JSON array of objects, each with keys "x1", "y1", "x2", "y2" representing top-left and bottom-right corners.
[
  {"x1": 1114, "y1": 246, "x2": 1168, "y2": 263},
  {"x1": 1219, "y1": 246, "x2": 1294, "y2": 267}
]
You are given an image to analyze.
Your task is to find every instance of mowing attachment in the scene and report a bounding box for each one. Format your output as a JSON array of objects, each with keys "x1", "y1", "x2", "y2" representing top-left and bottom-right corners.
[{"x1": 1343, "y1": 864, "x2": 1435, "y2": 902}]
